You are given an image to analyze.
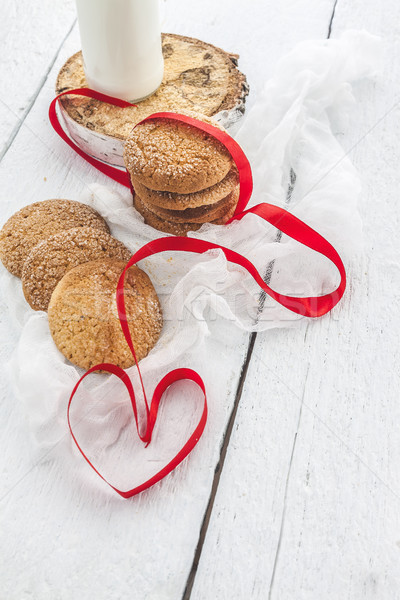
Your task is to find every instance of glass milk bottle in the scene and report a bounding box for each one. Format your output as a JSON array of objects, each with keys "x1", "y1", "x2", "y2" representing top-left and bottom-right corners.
[{"x1": 75, "y1": 0, "x2": 164, "y2": 102}]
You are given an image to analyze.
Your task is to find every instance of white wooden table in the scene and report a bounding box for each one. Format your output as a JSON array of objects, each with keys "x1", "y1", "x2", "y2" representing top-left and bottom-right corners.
[{"x1": 1, "y1": 1, "x2": 400, "y2": 598}]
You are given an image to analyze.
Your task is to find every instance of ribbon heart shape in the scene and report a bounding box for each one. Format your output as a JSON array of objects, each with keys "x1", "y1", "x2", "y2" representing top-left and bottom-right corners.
[
  {"x1": 68, "y1": 365, "x2": 207, "y2": 498},
  {"x1": 50, "y1": 89, "x2": 346, "y2": 498}
]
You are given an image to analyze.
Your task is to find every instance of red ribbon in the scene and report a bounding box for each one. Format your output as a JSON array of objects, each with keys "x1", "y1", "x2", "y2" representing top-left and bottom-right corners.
[
  {"x1": 50, "y1": 89, "x2": 346, "y2": 498},
  {"x1": 49, "y1": 88, "x2": 133, "y2": 187},
  {"x1": 68, "y1": 365, "x2": 207, "y2": 499},
  {"x1": 49, "y1": 91, "x2": 253, "y2": 215}
]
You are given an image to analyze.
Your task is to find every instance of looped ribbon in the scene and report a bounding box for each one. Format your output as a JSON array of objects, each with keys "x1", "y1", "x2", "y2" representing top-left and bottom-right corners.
[{"x1": 50, "y1": 89, "x2": 346, "y2": 498}]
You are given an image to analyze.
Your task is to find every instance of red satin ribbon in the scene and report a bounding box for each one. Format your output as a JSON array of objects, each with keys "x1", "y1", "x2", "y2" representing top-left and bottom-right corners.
[
  {"x1": 50, "y1": 89, "x2": 346, "y2": 498},
  {"x1": 49, "y1": 88, "x2": 133, "y2": 187},
  {"x1": 49, "y1": 91, "x2": 253, "y2": 215},
  {"x1": 68, "y1": 365, "x2": 207, "y2": 499}
]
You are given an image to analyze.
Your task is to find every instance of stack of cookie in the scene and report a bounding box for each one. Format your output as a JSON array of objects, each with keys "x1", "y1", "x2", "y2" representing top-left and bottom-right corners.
[
  {"x1": 124, "y1": 116, "x2": 239, "y2": 235},
  {"x1": 0, "y1": 199, "x2": 162, "y2": 370}
]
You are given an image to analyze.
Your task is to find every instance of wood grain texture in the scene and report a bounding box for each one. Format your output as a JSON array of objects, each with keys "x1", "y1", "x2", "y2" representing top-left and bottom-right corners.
[
  {"x1": 191, "y1": 2, "x2": 400, "y2": 599},
  {"x1": 0, "y1": 0, "x2": 76, "y2": 159}
]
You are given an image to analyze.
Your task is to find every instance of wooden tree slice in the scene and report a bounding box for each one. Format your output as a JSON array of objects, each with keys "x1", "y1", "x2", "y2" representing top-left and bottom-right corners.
[{"x1": 56, "y1": 33, "x2": 249, "y2": 167}]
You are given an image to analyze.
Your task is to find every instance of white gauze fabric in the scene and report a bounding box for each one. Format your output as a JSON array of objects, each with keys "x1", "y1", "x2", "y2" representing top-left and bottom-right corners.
[{"x1": 1, "y1": 31, "x2": 381, "y2": 484}]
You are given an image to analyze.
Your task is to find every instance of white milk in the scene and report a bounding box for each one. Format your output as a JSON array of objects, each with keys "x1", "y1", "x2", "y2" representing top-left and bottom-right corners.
[{"x1": 75, "y1": 0, "x2": 164, "y2": 102}]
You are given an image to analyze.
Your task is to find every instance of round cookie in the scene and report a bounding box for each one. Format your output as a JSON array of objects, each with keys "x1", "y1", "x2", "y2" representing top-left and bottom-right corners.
[
  {"x1": 141, "y1": 185, "x2": 240, "y2": 224},
  {"x1": 124, "y1": 117, "x2": 232, "y2": 194},
  {"x1": 131, "y1": 166, "x2": 239, "y2": 211},
  {"x1": 48, "y1": 259, "x2": 163, "y2": 370},
  {"x1": 0, "y1": 199, "x2": 109, "y2": 277},
  {"x1": 134, "y1": 194, "x2": 237, "y2": 236},
  {"x1": 22, "y1": 227, "x2": 132, "y2": 311},
  {"x1": 56, "y1": 33, "x2": 249, "y2": 142}
]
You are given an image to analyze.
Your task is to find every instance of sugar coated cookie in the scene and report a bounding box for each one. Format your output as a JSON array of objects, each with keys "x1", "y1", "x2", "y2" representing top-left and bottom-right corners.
[
  {"x1": 140, "y1": 186, "x2": 239, "y2": 225},
  {"x1": 0, "y1": 199, "x2": 109, "y2": 277},
  {"x1": 131, "y1": 166, "x2": 239, "y2": 211},
  {"x1": 48, "y1": 259, "x2": 162, "y2": 370},
  {"x1": 124, "y1": 117, "x2": 232, "y2": 194},
  {"x1": 134, "y1": 194, "x2": 237, "y2": 236},
  {"x1": 22, "y1": 227, "x2": 132, "y2": 311}
]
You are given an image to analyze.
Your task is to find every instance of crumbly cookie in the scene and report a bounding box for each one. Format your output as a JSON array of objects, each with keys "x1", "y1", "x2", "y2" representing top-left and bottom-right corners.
[
  {"x1": 48, "y1": 259, "x2": 163, "y2": 370},
  {"x1": 141, "y1": 185, "x2": 239, "y2": 224},
  {"x1": 56, "y1": 33, "x2": 249, "y2": 141},
  {"x1": 124, "y1": 117, "x2": 232, "y2": 193},
  {"x1": 22, "y1": 227, "x2": 132, "y2": 311},
  {"x1": 134, "y1": 194, "x2": 236, "y2": 236},
  {"x1": 0, "y1": 199, "x2": 109, "y2": 277},
  {"x1": 131, "y1": 166, "x2": 239, "y2": 211}
]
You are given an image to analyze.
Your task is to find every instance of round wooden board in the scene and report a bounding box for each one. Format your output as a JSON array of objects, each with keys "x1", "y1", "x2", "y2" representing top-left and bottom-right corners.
[{"x1": 56, "y1": 33, "x2": 249, "y2": 167}]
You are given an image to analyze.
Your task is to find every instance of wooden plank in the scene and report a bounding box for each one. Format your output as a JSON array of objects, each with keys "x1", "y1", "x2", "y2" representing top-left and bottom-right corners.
[
  {"x1": 191, "y1": 2, "x2": 400, "y2": 599},
  {"x1": 0, "y1": 0, "x2": 76, "y2": 158},
  {"x1": 190, "y1": 324, "x2": 311, "y2": 600},
  {"x1": 0, "y1": 1, "x2": 337, "y2": 598},
  {"x1": 269, "y1": 1, "x2": 400, "y2": 596}
]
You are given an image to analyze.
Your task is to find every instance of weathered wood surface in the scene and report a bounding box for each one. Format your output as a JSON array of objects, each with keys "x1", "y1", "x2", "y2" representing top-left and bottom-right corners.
[
  {"x1": 1, "y1": 1, "x2": 395, "y2": 599},
  {"x1": 191, "y1": 1, "x2": 400, "y2": 599},
  {"x1": 0, "y1": 0, "x2": 76, "y2": 160}
]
